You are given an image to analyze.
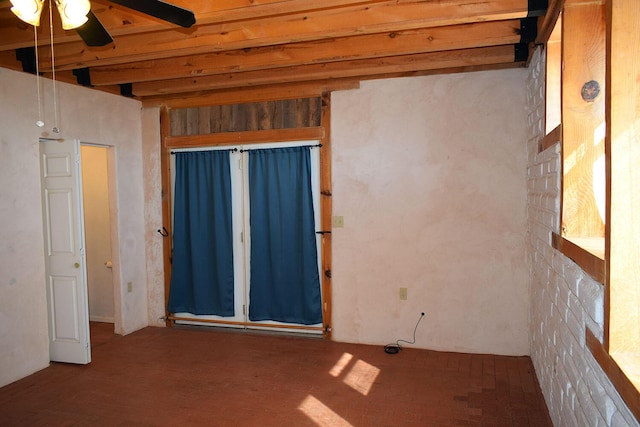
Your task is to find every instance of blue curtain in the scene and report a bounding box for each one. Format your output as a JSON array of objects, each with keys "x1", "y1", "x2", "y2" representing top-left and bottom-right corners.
[
  {"x1": 167, "y1": 151, "x2": 235, "y2": 316},
  {"x1": 248, "y1": 147, "x2": 322, "y2": 325}
]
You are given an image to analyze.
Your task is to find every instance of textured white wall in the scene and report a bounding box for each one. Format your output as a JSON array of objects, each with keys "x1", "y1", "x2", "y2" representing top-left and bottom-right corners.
[
  {"x1": 0, "y1": 67, "x2": 147, "y2": 387},
  {"x1": 526, "y1": 47, "x2": 639, "y2": 427},
  {"x1": 331, "y1": 71, "x2": 530, "y2": 355},
  {"x1": 0, "y1": 69, "x2": 50, "y2": 388}
]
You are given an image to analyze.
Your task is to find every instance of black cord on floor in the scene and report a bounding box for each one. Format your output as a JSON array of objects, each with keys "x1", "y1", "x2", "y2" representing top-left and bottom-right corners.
[{"x1": 384, "y1": 312, "x2": 425, "y2": 354}]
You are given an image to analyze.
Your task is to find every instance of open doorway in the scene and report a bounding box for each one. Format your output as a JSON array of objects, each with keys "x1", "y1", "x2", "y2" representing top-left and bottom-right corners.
[
  {"x1": 40, "y1": 139, "x2": 119, "y2": 363},
  {"x1": 80, "y1": 145, "x2": 115, "y2": 337}
]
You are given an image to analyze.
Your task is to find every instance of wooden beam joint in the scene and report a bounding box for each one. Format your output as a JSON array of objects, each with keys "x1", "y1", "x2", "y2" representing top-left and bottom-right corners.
[
  {"x1": 520, "y1": 17, "x2": 539, "y2": 43},
  {"x1": 73, "y1": 68, "x2": 92, "y2": 87},
  {"x1": 514, "y1": 43, "x2": 529, "y2": 62},
  {"x1": 119, "y1": 83, "x2": 135, "y2": 98},
  {"x1": 528, "y1": 0, "x2": 549, "y2": 17},
  {"x1": 15, "y1": 47, "x2": 36, "y2": 75}
]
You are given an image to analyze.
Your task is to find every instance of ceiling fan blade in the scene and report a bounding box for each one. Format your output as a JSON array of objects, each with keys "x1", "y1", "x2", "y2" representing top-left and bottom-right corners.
[
  {"x1": 109, "y1": 0, "x2": 196, "y2": 28},
  {"x1": 76, "y1": 10, "x2": 113, "y2": 46}
]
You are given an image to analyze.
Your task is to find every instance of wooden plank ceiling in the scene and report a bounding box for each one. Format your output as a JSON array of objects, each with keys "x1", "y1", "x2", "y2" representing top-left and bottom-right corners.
[{"x1": 0, "y1": 0, "x2": 549, "y2": 105}]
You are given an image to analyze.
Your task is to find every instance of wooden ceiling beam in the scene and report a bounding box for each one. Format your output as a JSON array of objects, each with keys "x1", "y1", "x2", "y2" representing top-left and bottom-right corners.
[
  {"x1": 36, "y1": 0, "x2": 531, "y2": 71},
  {"x1": 142, "y1": 79, "x2": 361, "y2": 108},
  {"x1": 537, "y1": 0, "x2": 563, "y2": 43},
  {"x1": 132, "y1": 45, "x2": 518, "y2": 97},
  {"x1": 0, "y1": 0, "x2": 388, "y2": 50},
  {"x1": 0, "y1": 49, "x2": 22, "y2": 72},
  {"x1": 88, "y1": 20, "x2": 522, "y2": 86},
  {"x1": 1, "y1": 0, "x2": 546, "y2": 101},
  {"x1": 356, "y1": 61, "x2": 524, "y2": 82}
]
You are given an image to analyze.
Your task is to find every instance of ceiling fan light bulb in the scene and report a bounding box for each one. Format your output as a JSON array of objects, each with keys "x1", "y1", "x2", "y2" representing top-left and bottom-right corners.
[
  {"x1": 56, "y1": 0, "x2": 90, "y2": 30},
  {"x1": 10, "y1": 0, "x2": 44, "y2": 27}
]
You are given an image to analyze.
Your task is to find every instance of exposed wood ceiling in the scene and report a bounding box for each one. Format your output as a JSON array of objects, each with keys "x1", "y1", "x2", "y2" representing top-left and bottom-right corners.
[{"x1": 0, "y1": 0, "x2": 554, "y2": 106}]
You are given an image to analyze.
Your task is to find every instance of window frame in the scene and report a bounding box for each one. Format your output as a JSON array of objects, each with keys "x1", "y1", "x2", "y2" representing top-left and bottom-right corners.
[
  {"x1": 541, "y1": 0, "x2": 640, "y2": 420},
  {"x1": 159, "y1": 93, "x2": 335, "y2": 338}
]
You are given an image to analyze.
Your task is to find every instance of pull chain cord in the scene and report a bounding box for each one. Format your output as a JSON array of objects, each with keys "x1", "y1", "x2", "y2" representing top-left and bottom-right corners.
[
  {"x1": 48, "y1": 0, "x2": 60, "y2": 133},
  {"x1": 34, "y1": 24, "x2": 44, "y2": 128}
]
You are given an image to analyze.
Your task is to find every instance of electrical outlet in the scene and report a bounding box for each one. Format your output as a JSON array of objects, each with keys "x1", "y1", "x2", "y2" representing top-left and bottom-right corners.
[
  {"x1": 399, "y1": 287, "x2": 408, "y2": 300},
  {"x1": 127, "y1": 281, "x2": 133, "y2": 293},
  {"x1": 332, "y1": 216, "x2": 344, "y2": 228}
]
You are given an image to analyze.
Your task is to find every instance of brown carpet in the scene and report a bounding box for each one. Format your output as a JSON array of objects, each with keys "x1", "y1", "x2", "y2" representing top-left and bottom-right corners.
[{"x1": 0, "y1": 322, "x2": 552, "y2": 426}]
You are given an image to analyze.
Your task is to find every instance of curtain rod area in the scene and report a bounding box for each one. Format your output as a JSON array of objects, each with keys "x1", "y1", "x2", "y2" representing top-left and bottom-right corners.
[{"x1": 170, "y1": 144, "x2": 322, "y2": 155}]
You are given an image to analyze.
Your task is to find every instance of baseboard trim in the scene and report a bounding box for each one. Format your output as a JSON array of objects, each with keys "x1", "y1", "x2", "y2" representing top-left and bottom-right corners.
[{"x1": 89, "y1": 316, "x2": 114, "y2": 323}]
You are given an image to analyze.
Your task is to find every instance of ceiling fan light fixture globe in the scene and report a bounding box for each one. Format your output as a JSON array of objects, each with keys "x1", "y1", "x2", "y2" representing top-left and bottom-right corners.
[
  {"x1": 55, "y1": 0, "x2": 91, "y2": 30},
  {"x1": 10, "y1": 0, "x2": 45, "y2": 26}
]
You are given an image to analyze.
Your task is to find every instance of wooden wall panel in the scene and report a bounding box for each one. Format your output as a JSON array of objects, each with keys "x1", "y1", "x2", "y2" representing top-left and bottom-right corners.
[
  {"x1": 561, "y1": 0, "x2": 606, "y2": 239},
  {"x1": 170, "y1": 97, "x2": 322, "y2": 136}
]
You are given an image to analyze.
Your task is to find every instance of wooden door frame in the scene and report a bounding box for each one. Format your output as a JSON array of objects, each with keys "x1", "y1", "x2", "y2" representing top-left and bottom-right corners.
[{"x1": 159, "y1": 93, "x2": 333, "y2": 338}]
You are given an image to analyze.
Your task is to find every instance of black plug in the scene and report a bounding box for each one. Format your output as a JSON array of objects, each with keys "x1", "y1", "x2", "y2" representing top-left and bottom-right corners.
[{"x1": 384, "y1": 344, "x2": 401, "y2": 354}]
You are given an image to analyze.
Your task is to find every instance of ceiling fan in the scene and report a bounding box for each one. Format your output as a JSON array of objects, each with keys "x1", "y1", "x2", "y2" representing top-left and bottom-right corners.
[{"x1": 9, "y1": 0, "x2": 196, "y2": 46}]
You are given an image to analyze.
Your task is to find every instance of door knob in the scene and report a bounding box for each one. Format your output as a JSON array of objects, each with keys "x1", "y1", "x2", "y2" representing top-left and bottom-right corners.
[{"x1": 74, "y1": 262, "x2": 80, "y2": 268}]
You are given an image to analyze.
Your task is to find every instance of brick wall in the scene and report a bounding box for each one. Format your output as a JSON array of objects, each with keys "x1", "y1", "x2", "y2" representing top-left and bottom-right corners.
[{"x1": 526, "y1": 46, "x2": 639, "y2": 427}]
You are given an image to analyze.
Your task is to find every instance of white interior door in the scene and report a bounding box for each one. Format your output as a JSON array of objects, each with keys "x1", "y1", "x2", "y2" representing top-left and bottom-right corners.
[{"x1": 40, "y1": 138, "x2": 91, "y2": 364}]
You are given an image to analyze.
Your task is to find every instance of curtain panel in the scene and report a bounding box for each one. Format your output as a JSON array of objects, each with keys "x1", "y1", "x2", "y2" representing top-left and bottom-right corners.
[
  {"x1": 248, "y1": 147, "x2": 322, "y2": 325},
  {"x1": 167, "y1": 150, "x2": 235, "y2": 316}
]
